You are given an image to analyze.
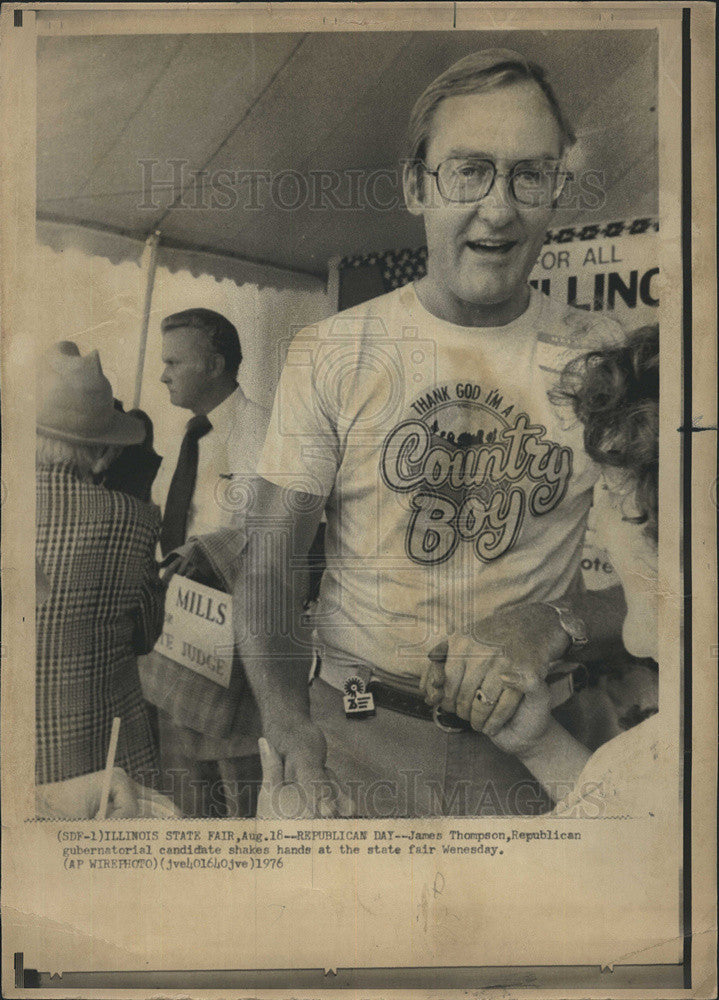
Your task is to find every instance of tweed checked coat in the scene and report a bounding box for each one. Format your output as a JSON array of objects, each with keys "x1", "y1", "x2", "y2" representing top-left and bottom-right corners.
[{"x1": 36, "y1": 462, "x2": 165, "y2": 784}]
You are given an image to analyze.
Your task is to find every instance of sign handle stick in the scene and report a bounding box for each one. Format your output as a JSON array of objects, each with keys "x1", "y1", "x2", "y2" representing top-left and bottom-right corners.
[{"x1": 96, "y1": 717, "x2": 121, "y2": 820}]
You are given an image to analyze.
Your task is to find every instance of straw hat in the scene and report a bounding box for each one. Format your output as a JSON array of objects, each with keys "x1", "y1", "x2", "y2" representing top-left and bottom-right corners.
[{"x1": 36, "y1": 342, "x2": 145, "y2": 446}]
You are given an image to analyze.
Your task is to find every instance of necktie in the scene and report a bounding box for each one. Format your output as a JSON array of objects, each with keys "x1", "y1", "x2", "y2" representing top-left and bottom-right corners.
[{"x1": 160, "y1": 414, "x2": 212, "y2": 555}]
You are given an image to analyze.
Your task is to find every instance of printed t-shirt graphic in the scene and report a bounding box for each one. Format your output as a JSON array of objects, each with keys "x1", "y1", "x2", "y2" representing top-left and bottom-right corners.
[
  {"x1": 380, "y1": 385, "x2": 573, "y2": 566},
  {"x1": 257, "y1": 284, "x2": 623, "y2": 682}
]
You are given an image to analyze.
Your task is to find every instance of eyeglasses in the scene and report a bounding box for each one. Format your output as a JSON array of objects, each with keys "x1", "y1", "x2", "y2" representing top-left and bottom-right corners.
[{"x1": 422, "y1": 157, "x2": 572, "y2": 207}]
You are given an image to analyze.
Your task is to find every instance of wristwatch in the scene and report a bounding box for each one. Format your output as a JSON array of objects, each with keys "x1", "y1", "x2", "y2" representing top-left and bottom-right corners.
[{"x1": 542, "y1": 601, "x2": 589, "y2": 652}]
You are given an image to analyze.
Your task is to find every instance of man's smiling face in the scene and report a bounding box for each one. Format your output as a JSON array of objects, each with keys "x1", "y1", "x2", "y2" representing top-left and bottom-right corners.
[{"x1": 408, "y1": 80, "x2": 564, "y2": 326}]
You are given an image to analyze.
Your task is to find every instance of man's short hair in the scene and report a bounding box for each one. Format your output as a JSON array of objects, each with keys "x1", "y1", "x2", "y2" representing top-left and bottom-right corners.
[
  {"x1": 407, "y1": 48, "x2": 576, "y2": 167},
  {"x1": 161, "y1": 308, "x2": 242, "y2": 379}
]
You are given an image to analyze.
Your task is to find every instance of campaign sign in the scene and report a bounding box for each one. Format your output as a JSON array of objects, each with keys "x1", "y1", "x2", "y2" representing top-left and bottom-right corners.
[
  {"x1": 530, "y1": 217, "x2": 660, "y2": 329},
  {"x1": 153, "y1": 574, "x2": 233, "y2": 688}
]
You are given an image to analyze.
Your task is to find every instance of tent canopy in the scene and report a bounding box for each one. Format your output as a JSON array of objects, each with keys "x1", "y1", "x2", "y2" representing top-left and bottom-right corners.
[{"x1": 37, "y1": 29, "x2": 658, "y2": 280}]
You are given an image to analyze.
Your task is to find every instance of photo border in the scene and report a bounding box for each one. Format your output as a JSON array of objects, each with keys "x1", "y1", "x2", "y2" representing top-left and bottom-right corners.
[{"x1": 2, "y1": 2, "x2": 716, "y2": 996}]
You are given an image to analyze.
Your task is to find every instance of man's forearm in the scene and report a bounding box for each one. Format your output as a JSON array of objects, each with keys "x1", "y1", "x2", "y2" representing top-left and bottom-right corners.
[
  {"x1": 234, "y1": 530, "x2": 316, "y2": 754},
  {"x1": 517, "y1": 719, "x2": 592, "y2": 801}
]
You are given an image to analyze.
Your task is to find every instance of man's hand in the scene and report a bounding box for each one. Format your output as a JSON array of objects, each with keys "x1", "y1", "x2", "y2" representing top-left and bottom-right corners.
[
  {"x1": 257, "y1": 735, "x2": 354, "y2": 820},
  {"x1": 483, "y1": 670, "x2": 553, "y2": 758},
  {"x1": 160, "y1": 539, "x2": 216, "y2": 587},
  {"x1": 420, "y1": 603, "x2": 570, "y2": 735},
  {"x1": 36, "y1": 768, "x2": 139, "y2": 819}
]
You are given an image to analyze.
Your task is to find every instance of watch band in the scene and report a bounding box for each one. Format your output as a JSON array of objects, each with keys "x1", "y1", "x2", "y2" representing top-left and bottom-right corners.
[{"x1": 542, "y1": 601, "x2": 589, "y2": 650}]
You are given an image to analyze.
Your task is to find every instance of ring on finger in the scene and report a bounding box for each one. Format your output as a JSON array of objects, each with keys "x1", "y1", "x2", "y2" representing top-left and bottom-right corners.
[{"x1": 475, "y1": 688, "x2": 498, "y2": 707}]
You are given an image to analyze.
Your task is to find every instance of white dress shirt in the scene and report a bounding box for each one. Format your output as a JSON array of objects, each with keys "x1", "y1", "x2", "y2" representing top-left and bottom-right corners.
[{"x1": 160, "y1": 385, "x2": 271, "y2": 539}]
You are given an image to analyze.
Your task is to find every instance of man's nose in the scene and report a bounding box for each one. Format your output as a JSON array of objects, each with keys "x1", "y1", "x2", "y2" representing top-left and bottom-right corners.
[
  {"x1": 161, "y1": 369, "x2": 170, "y2": 384},
  {"x1": 474, "y1": 174, "x2": 519, "y2": 225}
]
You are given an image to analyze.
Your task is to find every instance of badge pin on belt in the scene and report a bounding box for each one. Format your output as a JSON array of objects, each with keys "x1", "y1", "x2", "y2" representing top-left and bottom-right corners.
[{"x1": 343, "y1": 676, "x2": 376, "y2": 719}]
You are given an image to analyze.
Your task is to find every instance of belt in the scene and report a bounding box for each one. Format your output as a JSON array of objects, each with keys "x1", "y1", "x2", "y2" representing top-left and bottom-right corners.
[{"x1": 313, "y1": 657, "x2": 586, "y2": 734}]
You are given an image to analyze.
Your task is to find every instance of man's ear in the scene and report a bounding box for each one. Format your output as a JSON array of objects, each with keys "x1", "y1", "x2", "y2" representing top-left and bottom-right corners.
[
  {"x1": 402, "y1": 160, "x2": 426, "y2": 217},
  {"x1": 205, "y1": 352, "x2": 226, "y2": 379}
]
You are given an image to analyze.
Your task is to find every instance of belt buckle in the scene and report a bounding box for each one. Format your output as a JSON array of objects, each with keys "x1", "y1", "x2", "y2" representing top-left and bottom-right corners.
[
  {"x1": 343, "y1": 674, "x2": 376, "y2": 719},
  {"x1": 432, "y1": 706, "x2": 466, "y2": 734}
]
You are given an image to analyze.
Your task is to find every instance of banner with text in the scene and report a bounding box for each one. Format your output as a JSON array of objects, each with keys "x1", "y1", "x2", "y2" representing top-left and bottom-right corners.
[{"x1": 530, "y1": 217, "x2": 660, "y2": 331}]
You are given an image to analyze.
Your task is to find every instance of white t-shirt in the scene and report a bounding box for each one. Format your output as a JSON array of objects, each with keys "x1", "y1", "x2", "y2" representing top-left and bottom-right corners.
[{"x1": 258, "y1": 284, "x2": 623, "y2": 680}]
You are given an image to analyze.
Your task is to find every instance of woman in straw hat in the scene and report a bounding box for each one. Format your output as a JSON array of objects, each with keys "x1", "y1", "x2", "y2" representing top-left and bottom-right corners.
[{"x1": 35, "y1": 342, "x2": 165, "y2": 795}]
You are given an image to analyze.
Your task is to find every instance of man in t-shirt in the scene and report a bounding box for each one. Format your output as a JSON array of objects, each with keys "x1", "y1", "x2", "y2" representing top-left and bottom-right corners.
[{"x1": 239, "y1": 49, "x2": 628, "y2": 817}]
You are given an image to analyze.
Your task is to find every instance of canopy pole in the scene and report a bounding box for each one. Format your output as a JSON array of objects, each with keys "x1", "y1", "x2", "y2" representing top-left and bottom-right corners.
[{"x1": 132, "y1": 230, "x2": 161, "y2": 409}]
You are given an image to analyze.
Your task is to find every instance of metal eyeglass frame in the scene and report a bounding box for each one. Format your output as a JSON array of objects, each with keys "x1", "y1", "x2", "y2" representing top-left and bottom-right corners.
[{"x1": 421, "y1": 157, "x2": 573, "y2": 207}]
